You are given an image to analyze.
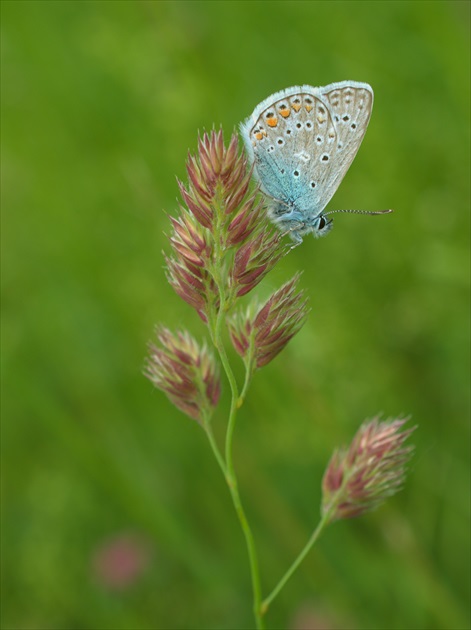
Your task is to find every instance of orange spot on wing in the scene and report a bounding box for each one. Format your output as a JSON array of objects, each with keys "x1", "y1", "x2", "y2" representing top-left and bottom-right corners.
[
  {"x1": 267, "y1": 117, "x2": 278, "y2": 127},
  {"x1": 292, "y1": 103, "x2": 301, "y2": 112},
  {"x1": 279, "y1": 107, "x2": 290, "y2": 118},
  {"x1": 305, "y1": 104, "x2": 313, "y2": 112},
  {"x1": 255, "y1": 132, "x2": 264, "y2": 140}
]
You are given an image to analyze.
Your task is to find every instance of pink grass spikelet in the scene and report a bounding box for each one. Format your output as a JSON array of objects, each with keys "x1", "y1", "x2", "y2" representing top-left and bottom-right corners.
[
  {"x1": 228, "y1": 273, "x2": 309, "y2": 368},
  {"x1": 231, "y1": 230, "x2": 285, "y2": 297},
  {"x1": 145, "y1": 328, "x2": 221, "y2": 423},
  {"x1": 168, "y1": 129, "x2": 285, "y2": 314},
  {"x1": 321, "y1": 416, "x2": 416, "y2": 523}
]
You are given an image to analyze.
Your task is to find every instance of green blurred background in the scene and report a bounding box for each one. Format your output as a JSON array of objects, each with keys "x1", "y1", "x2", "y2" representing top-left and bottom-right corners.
[{"x1": 2, "y1": 1, "x2": 470, "y2": 629}]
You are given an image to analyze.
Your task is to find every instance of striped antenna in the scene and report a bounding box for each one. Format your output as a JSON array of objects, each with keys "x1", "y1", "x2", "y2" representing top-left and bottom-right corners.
[{"x1": 324, "y1": 208, "x2": 393, "y2": 216}]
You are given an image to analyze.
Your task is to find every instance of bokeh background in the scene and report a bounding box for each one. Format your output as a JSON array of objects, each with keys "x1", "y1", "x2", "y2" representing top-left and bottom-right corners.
[{"x1": 2, "y1": 1, "x2": 470, "y2": 629}]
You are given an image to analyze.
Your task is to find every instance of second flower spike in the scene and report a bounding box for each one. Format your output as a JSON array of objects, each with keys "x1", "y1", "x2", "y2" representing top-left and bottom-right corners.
[{"x1": 228, "y1": 273, "x2": 310, "y2": 369}]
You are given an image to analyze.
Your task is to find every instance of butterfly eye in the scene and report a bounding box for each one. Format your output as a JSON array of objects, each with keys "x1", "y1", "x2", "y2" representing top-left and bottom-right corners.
[{"x1": 318, "y1": 216, "x2": 326, "y2": 229}]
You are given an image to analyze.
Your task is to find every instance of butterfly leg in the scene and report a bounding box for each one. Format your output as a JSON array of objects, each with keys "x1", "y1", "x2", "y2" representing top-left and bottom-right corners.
[
  {"x1": 271, "y1": 209, "x2": 307, "y2": 246},
  {"x1": 288, "y1": 230, "x2": 304, "y2": 249},
  {"x1": 278, "y1": 222, "x2": 305, "y2": 248}
]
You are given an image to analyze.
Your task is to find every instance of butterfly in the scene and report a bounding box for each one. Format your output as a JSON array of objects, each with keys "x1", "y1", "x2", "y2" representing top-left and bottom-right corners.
[{"x1": 240, "y1": 81, "x2": 391, "y2": 245}]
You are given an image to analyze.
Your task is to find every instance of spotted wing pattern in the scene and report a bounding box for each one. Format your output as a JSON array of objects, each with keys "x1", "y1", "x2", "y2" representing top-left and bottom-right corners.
[{"x1": 240, "y1": 82, "x2": 373, "y2": 218}]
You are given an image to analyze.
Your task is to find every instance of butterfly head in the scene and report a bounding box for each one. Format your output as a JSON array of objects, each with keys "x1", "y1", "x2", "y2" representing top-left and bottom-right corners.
[
  {"x1": 309, "y1": 213, "x2": 334, "y2": 238},
  {"x1": 284, "y1": 213, "x2": 333, "y2": 246}
]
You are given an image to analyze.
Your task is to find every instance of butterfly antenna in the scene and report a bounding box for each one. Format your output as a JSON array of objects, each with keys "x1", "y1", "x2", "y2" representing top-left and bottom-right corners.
[{"x1": 324, "y1": 208, "x2": 393, "y2": 216}]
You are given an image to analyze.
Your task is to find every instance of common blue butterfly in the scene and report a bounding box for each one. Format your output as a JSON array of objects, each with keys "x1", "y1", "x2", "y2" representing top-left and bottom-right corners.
[{"x1": 240, "y1": 81, "x2": 391, "y2": 245}]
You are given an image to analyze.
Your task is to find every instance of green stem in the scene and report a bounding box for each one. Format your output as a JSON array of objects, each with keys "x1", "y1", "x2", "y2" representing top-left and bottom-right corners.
[
  {"x1": 238, "y1": 337, "x2": 255, "y2": 409},
  {"x1": 214, "y1": 303, "x2": 264, "y2": 629},
  {"x1": 261, "y1": 512, "x2": 330, "y2": 616},
  {"x1": 202, "y1": 415, "x2": 227, "y2": 478},
  {"x1": 205, "y1": 198, "x2": 263, "y2": 627},
  {"x1": 213, "y1": 311, "x2": 237, "y2": 467}
]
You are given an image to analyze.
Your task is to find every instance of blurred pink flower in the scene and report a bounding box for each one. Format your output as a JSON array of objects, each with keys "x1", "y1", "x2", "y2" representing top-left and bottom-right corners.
[
  {"x1": 289, "y1": 601, "x2": 350, "y2": 630},
  {"x1": 92, "y1": 533, "x2": 150, "y2": 591}
]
